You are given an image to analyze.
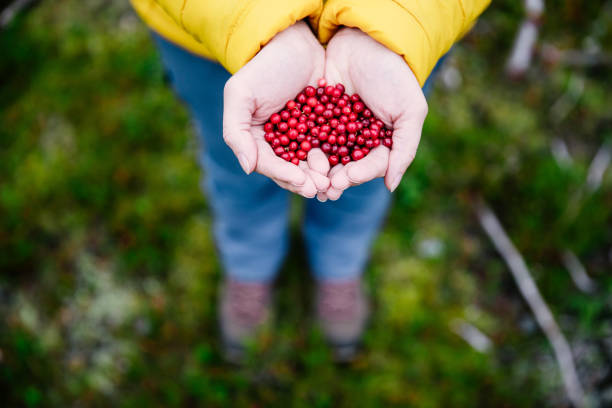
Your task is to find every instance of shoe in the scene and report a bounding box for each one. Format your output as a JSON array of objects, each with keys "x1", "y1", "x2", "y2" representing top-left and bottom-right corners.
[
  {"x1": 218, "y1": 278, "x2": 271, "y2": 363},
  {"x1": 315, "y1": 277, "x2": 369, "y2": 362}
]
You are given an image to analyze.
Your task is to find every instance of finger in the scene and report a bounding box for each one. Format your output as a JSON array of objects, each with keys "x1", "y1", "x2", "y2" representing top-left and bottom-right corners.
[
  {"x1": 275, "y1": 177, "x2": 317, "y2": 198},
  {"x1": 345, "y1": 145, "x2": 390, "y2": 184},
  {"x1": 385, "y1": 108, "x2": 426, "y2": 192},
  {"x1": 223, "y1": 78, "x2": 258, "y2": 174},
  {"x1": 326, "y1": 186, "x2": 344, "y2": 201},
  {"x1": 316, "y1": 192, "x2": 328, "y2": 202},
  {"x1": 255, "y1": 139, "x2": 307, "y2": 186},
  {"x1": 307, "y1": 148, "x2": 330, "y2": 176},
  {"x1": 300, "y1": 161, "x2": 330, "y2": 192}
]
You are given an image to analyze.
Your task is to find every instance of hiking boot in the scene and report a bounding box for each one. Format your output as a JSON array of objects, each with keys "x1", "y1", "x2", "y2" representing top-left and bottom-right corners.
[
  {"x1": 315, "y1": 277, "x2": 369, "y2": 362},
  {"x1": 219, "y1": 278, "x2": 272, "y2": 363}
]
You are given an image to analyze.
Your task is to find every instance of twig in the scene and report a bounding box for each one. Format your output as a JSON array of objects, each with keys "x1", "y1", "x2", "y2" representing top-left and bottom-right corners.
[
  {"x1": 475, "y1": 200, "x2": 586, "y2": 408},
  {"x1": 586, "y1": 143, "x2": 611, "y2": 192},
  {"x1": 562, "y1": 250, "x2": 596, "y2": 294},
  {"x1": 506, "y1": 0, "x2": 545, "y2": 77},
  {"x1": 0, "y1": 0, "x2": 36, "y2": 28},
  {"x1": 451, "y1": 319, "x2": 493, "y2": 353},
  {"x1": 550, "y1": 137, "x2": 574, "y2": 167}
]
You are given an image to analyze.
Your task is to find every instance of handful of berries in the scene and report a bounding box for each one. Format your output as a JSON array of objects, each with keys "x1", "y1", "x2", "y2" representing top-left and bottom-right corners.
[{"x1": 263, "y1": 79, "x2": 393, "y2": 166}]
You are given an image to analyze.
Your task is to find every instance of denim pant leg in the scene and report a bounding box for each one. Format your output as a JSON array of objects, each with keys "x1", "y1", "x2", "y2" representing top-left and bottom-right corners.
[
  {"x1": 304, "y1": 180, "x2": 391, "y2": 281},
  {"x1": 153, "y1": 34, "x2": 290, "y2": 282}
]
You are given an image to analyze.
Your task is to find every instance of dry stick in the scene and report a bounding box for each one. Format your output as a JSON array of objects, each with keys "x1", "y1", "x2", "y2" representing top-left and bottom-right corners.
[
  {"x1": 506, "y1": 0, "x2": 545, "y2": 76},
  {"x1": 561, "y1": 250, "x2": 596, "y2": 294},
  {"x1": 0, "y1": 0, "x2": 35, "y2": 28},
  {"x1": 475, "y1": 200, "x2": 586, "y2": 408}
]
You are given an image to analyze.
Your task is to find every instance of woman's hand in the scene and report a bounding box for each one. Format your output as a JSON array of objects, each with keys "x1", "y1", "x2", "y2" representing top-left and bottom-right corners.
[
  {"x1": 319, "y1": 27, "x2": 428, "y2": 201},
  {"x1": 223, "y1": 22, "x2": 330, "y2": 198}
]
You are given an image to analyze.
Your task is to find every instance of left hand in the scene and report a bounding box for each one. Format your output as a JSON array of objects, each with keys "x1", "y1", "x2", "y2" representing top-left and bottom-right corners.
[{"x1": 318, "y1": 27, "x2": 428, "y2": 201}]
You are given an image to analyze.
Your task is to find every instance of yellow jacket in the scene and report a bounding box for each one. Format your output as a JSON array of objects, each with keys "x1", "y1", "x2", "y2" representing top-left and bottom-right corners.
[{"x1": 130, "y1": 0, "x2": 490, "y2": 86}]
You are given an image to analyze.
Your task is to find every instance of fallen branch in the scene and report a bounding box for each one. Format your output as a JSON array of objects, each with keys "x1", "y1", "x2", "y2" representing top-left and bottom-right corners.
[{"x1": 475, "y1": 200, "x2": 586, "y2": 408}]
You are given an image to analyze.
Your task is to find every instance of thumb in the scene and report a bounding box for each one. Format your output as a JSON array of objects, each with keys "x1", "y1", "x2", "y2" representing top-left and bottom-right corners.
[
  {"x1": 223, "y1": 78, "x2": 258, "y2": 174},
  {"x1": 384, "y1": 109, "x2": 426, "y2": 192}
]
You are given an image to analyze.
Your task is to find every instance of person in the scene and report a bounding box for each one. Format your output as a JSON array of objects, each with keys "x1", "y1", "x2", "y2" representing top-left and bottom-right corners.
[{"x1": 130, "y1": 0, "x2": 490, "y2": 362}]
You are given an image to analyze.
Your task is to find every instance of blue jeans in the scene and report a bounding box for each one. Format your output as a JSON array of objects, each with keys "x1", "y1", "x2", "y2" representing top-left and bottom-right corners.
[{"x1": 154, "y1": 34, "x2": 437, "y2": 283}]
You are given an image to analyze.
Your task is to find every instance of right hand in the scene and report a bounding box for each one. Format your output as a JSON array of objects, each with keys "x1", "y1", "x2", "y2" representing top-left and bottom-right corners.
[{"x1": 223, "y1": 21, "x2": 330, "y2": 198}]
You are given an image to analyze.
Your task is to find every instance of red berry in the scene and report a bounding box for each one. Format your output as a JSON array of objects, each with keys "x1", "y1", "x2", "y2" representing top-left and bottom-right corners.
[
  {"x1": 280, "y1": 110, "x2": 290, "y2": 121},
  {"x1": 286, "y1": 100, "x2": 296, "y2": 110},
  {"x1": 337, "y1": 135, "x2": 347, "y2": 145},
  {"x1": 335, "y1": 83, "x2": 345, "y2": 93},
  {"x1": 341, "y1": 156, "x2": 351, "y2": 165},
  {"x1": 296, "y1": 123, "x2": 307, "y2": 134},
  {"x1": 281, "y1": 152, "x2": 290, "y2": 161},
  {"x1": 305, "y1": 86, "x2": 316, "y2": 97},
  {"x1": 351, "y1": 149, "x2": 364, "y2": 161},
  {"x1": 291, "y1": 157, "x2": 299, "y2": 165},
  {"x1": 353, "y1": 101, "x2": 364, "y2": 113},
  {"x1": 346, "y1": 122, "x2": 357, "y2": 133},
  {"x1": 318, "y1": 78, "x2": 327, "y2": 88},
  {"x1": 288, "y1": 129, "x2": 298, "y2": 139},
  {"x1": 279, "y1": 135, "x2": 290, "y2": 145},
  {"x1": 328, "y1": 135, "x2": 336, "y2": 145},
  {"x1": 321, "y1": 142, "x2": 332, "y2": 153},
  {"x1": 270, "y1": 113, "x2": 281, "y2": 124},
  {"x1": 383, "y1": 137, "x2": 393, "y2": 148},
  {"x1": 264, "y1": 122, "x2": 274, "y2": 133},
  {"x1": 311, "y1": 139, "x2": 320, "y2": 148},
  {"x1": 300, "y1": 140, "x2": 312, "y2": 152},
  {"x1": 289, "y1": 141, "x2": 298, "y2": 151},
  {"x1": 296, "y1": 149, "x2": 307, "y2": 160},
  {"x1": 288, "y1": 118, "x2": 298, "y2": 128},
  {"x1": 328, "y1": 155, "x2": 339, "y2": 166},
  {"x1": 338, "y1": 146, "x2": 349, "y2": 157},
  {"x1": 264, "y1": 132, "x2": 275, "y2": 142},
  {"x1": 307, "y1": 97, "x2": 318, "y2": 107},
  {"x1": 297, "y1": 93, "x2": 307, "y2": 104},
  {"x1": 274, "y1": 146, "x2": 285, "y2": 156}
]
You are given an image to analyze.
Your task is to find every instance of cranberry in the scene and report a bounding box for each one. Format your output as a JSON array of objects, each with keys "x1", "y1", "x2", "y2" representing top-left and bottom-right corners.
[
  {"x1": 305, "y1": 86, "x2": 316, "y2": 97},
  {"x1": 351, "y1": 149, "x2": 364, "y2": 161},
  {"x1": 264, "y1": 80, "x2": 393, "y2": 165},
  {"x1": 270, "y1": 113, "x2": 281, "y2": 124}
]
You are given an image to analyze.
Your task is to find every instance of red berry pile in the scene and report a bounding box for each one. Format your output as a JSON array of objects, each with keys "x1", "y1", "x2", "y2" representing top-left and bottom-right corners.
[{"x1": 263, "y1": 78, "x2": 393, "y2": 166}]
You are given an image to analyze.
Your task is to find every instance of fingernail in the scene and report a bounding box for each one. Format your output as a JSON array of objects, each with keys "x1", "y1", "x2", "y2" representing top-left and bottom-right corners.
[
  {"x1": 317, "y1": 193, "x2": 327, "y2": 202},
  {"x1": 390, "y1": 174, "x2": 402, "y2": 192},
  {"x1": 237, "y1": 153, "x2": 250, "y2": 174}
]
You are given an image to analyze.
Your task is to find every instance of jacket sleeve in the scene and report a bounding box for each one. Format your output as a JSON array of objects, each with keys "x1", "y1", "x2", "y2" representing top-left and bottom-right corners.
[
  {"x1": 318, "y1": 0, "x2": 491, "y2": 86},
  {"x1": 145, "y1": 0, "x2": 323, "y2": 74}
]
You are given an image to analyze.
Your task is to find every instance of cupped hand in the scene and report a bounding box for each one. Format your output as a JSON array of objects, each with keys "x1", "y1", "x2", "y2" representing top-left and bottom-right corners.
[
  {"x1": 223, "y1": 21, "x2": 330, "y2": 198},
  {"x1": 318, "y1": 27, "x2": 428, "y2": 201}
]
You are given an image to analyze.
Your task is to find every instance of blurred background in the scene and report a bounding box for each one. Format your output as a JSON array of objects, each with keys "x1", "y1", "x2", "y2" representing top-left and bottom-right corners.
[{"x1": 1, "y1": 0, "x2": 611, "y2": 406}]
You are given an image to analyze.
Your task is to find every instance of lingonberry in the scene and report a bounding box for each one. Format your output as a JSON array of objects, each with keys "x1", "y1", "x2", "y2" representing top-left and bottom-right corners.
[{"x1": 264, "y1": 80, "x2": 394, "y2": 166}]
